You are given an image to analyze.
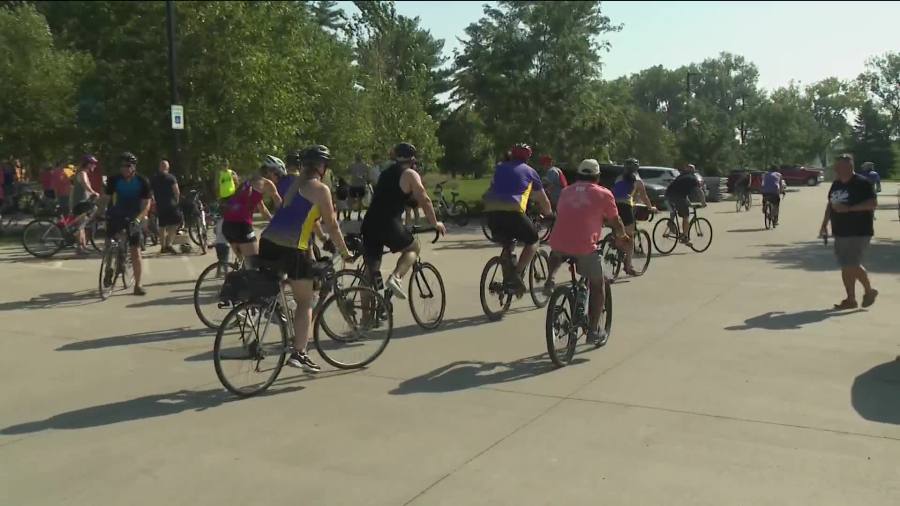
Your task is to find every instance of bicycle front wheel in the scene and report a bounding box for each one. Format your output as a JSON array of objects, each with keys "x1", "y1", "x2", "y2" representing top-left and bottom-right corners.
[
  {"x1": 98, "y1": 244, "x2": 117, "y2": 300},
  {"x1": 452, "y1": 201, "x2": 470, "y2": 227},
  {"x1": 632, "y1": 229, "x2": 652, "y2": 275},
  {"x1": 314, "y1": 286, "x2": 392, "y2": 369},
  {"x1": 409, "y1": 262, "x2": 446, "y2": 329},
  {"x1": 545, "y1": 285, "x2": 578, "y2": 367},
  {"x1": 22, "y1": 220, "x2": 64, "y2": 258},
  {"x1": 88, "y1": 218, "x2": 105, "y2": 252},
  {"x1": 528, "y1": 249, "x2": 551, "y2": 308},
  {"x1": 479, "y1": 256, "x2": 512, "y2": 320},
  {"x1": 194, "y1": 261, "x2": 239, "y2": 329},
  {"x1": 688, "y1": 217, "x2": 713, "y2": 253},
  {"x1": 652, "y1": 217, "x2": 679, "y2": 255},
  {"x1": 214, "y1": 301, "x2": 288, "y2": 397}
]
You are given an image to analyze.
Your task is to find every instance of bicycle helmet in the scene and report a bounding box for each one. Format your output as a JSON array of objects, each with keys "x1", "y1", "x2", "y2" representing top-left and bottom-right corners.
[
  {"x1": 81, "y1": 154, "x2": 98, "y2": 167},
  {"x1": 577, "y1": 158, "x2": 600, "y2": 176},
  {"x1": 262, "y1": 155, "x2": 286, "y2": 176},
  {"x1": 624, "y1": 157, "x2": 640, "y2": 170},
  {"x1": 302, "y1": 144, "x2": 332, "y2": 162},
  {"x1": 119, "y1": 152, "x2": 137, "y2": 165},
  {"x1": 861, "y1": 161, "x2": 875, "y2": 171},
  {"x1": 393, "y1": 142, "x2": 417, "y2": 161},
  {"x1": 510, "y1": 143, "x2": 532, "y2": 162}
]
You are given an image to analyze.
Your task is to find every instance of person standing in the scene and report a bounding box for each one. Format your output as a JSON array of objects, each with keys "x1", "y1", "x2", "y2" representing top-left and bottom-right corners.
[
  {"x1": 105, "y1": 152, "x2": 152, "y2": 295},
  {"x1": 348, "y1": 153, "x2": 369, "y2": 220},
  {"x1": 819, "y1": 154, "x2": 878, "y2": 309},
  {"x1": 150, "y1": 159, "x2": 183, "y2": 254},
  {"x1": 215, "y1": 161, "x2": 239, "y2": 204},
  {"x1": 70, "y1": 155, "x2": 101, "y2": 254}
]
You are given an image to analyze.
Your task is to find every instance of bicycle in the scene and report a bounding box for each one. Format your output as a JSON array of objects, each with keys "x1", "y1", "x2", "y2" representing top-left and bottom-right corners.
[
  {"x1": 181, "y1": 190, "x2": 211, "y2": 253},
  {"x1": 213, "y1": 256, "x2": 389, "y2": 397},
  {"x1": 597, "y1": 206, "x2": 654, "y2": 279},
  {"x1": 544, "y1": 254, "x2": 613, "y2": 367},
  {"x1": 651, "y1": 202, "x2": 713, "y2": 255},
  {"x1": 0, "y1": 188, "x2": 41, "y2": 234},
  {"x1": 762, "y1": 192, "x2": 783, "y2": 230},
  {"x1": 98, "y1": 225, "x2": 136, "y2": 300},
  {"x1": 479, "y1": 234, "x2": 551, "y2": 321},
  {"x1": 433, "y1": 180, "x2": 469, "y2": 226},
  {"x1": 21, "y1": 199, "x2": 103, "y2": 258},
  {"x1": 735, "y1": 188, "x2": 751, "y2": 212},
  {"x1": 337, "y1": 226, "x2": 446, "y2": 330}
]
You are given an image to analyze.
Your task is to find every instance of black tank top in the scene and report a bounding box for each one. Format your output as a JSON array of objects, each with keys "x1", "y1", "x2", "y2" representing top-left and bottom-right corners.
[{"x1": 364, "y1": 162, "x2": 413, "y2": 223}]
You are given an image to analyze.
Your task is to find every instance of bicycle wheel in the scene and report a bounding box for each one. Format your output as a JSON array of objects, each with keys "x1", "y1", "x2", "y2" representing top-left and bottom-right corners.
[
  {"x1": 528, "y1": 249, "x2": 551, "y2": 308},
  {"x1": 479, "y1": 256, "x2": 512, "y2": 320},
  {"x1": 408, "y1": 262, "x2": 446, "y2": 329},
  {"x1": 451, "y1": 201, "x2": 470, "y2": 227},
  {"x1": 632, "y1": 229, "x2": 652, "y2": 275},
  {"x1": 98, "y1": 244, "x2": 117, "y2": 300},
  {"x1": 652, "y1": 217, "x2": 679, "y2": 255},
  {"x1": 118, "y1": 246, "x2": 134, "y2": 288},
  {"x1": 536, "y1": 217, "x2": 553, "y2": 242},
  {"x1": 688, "y1": 217, "x2": 713, "y2": 253},
  {"x1": 764, "y1": 205, "x2": 772, "y2": 230},
  {"x1": 194, "y1": 261, "x2": 239, "y2": 329},
  {"x1": 189, "y1": 220, "x2": 209, "y2": 250},
  {"x1": 597, "y1": 236, "x2": 622, "y2": 280},
  {"x1": 88, "y1": 218, "x2": 105, "y2": 252},
  {"x1": 22, "y1": 220, "x2": 65, "y2": 258},
  {"x1": 545, "y1": 285, "x2": 578, "y2": 367},
  {"x1": 214, "y1": 301, "x2": 287, "y2": 397},
  {"x1": 481, "y1": 215, "x2": 495, "y2": 242},
  {"x1": 314, "y1": 286, "x2": 392, "y2": 369},
  {"x1": 735, "y1": 195, "x2": 741, "y2": 212}
]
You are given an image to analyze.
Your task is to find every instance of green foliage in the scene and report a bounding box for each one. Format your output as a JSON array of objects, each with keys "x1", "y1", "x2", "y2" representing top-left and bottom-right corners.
[
  {"x1": 859, "y1": 52, "x2": 900, "y2": 135},
  {"x1": 745, "y1": 84, "x2": 818, "y2": 169},
  {"x1": 846, "y1": 101, "x2": 897, "y2": 178},
  {"x1": 437, "y1": 106, "x2": 493, "y2": 178}
]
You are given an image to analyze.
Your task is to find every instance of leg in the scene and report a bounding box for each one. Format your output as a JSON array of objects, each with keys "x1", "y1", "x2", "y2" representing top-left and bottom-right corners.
[
  {"x1": 854, "y1": 265, "x2": 872, "y2": 293},
  {"x1": 587, "y1": 278, "x2": 606, "y2": 332},
  {"x1": 517, "y1": 242, "x2": 537, "y2": 277},
  {"x1": 393, "y1": 240, "x2": 420, "y2": 280},
  {"x1": 288, "y1": 279, "x2": 315, "y2": 351},
  {"x1": 623, "y1": 223, "x2": 635, "y2": 270},
  {"x1": 840, "y1": 267, "x2": 856, "y2": 303},
  {"x1": 130, "y1": 246, "x2": 143, "y2": 288}
]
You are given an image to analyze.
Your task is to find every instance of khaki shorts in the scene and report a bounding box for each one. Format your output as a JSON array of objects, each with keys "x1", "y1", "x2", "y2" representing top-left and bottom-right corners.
[
  {"x1": 834, "y1": 236, "x2": 870, "y2": 267},
  {"x1": 550, "y1": 250, "x2": 605, "y2": 282}
]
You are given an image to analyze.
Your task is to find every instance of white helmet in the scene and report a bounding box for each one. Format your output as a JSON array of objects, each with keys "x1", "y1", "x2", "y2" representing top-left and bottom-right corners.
[
  {"x1": 263, "y1": 155, "x2": 286, "y2": 176},
  {"x1": 577, "y1": 159, "x2": 600, "y2": 176}
]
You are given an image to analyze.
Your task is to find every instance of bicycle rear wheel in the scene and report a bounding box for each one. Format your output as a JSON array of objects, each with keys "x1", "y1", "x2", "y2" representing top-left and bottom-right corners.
[
  {"x1": 22, "y1": 220, "x2": 65, "y2": 258},
  {"x1": 481, "y1": 215, "x2": 495, "y2": 242},
  {"x1": 528, "y1": 249, "x2": 551, "y2": 308},
  {"x1": 314, "y1": 286, "x2": 392, "y2": 369},
  {"x1": 545, "y1": 286, "x2": 578, "y2": 367},
  {"x1": 98, "y1": 244, "x2": 117, "y2": 300},
  {"x1": 652, "y1": 217, "x2": 679, "y2": 255},
  {"x1": 194, "y1": 261, "x2": 239, "y2": 329},
  {"x1": 632, "y1": 229, "x2": 652, "y2": 275},
  {"x1": 451, "y1": 201, "x2": 470, "y2": 227},
  {"x1": 688, "y1": 217, "x2": 713, "y2": 253},
  {"x1": 189, "y1": 220, "x2": 210, "y2": 251},
  {"x1": 408, "y1": 262, "x2": 446, "y2": 329},
  {"x1": 88, "y1": 218, "x2": 105, "y2": 252},
  {"x1": 598, "y1": 236, "x2": 622, "y2": 280},
  {"x1": 214, "y1": 301, "x2": 287, "y2": 397},
  {"x1": 479, "y1": 256, "x2": 512, "y2": 320}
]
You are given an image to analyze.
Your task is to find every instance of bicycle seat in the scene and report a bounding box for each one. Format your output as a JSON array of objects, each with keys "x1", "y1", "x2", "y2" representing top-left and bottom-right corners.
[{"x1": 450, "y1": 191, "x2": 459, "y2": 197}]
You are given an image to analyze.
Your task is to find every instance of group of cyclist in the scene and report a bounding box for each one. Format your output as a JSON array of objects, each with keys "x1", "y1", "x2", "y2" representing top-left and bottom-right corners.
[{"x1": 733, "y1": 166, "x2": 788, "y2": 226}]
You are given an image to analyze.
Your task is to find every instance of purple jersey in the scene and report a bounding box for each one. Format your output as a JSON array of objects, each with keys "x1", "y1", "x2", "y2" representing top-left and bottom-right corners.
[{"x1": 484, "y1": 161, "x2": 543, "y2": 213}]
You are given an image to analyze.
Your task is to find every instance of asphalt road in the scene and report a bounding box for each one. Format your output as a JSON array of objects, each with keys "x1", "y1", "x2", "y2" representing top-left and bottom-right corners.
[{"x1": 1, "y1": 183, "x2": 899, "y2": 505}]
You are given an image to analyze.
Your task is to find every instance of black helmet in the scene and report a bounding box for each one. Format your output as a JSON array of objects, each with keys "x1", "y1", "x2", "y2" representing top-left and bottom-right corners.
[
  {"x1": 393, "y1": 142, "x2": 417, "y2": 161},
  {"x1": 302, "y1": 144, "x2": 332, "y2": 162},
  {"x1": 624, "y1": 157, "x2": 639, "y2": 169},
  {"x1": 119, "y1": 152, "x2": 137, "y2": 165},
  {"x1": 285, "y1": 150, "x2": 303, "y2": 167}
]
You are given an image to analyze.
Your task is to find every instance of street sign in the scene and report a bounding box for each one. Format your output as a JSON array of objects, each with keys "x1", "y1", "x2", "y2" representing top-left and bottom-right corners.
[{"x1": 171, "y1": 105, "x2": 184, "y2": 130}]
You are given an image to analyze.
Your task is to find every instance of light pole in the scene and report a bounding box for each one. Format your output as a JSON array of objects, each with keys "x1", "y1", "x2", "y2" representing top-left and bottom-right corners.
[{"x1": 166, "y1": 0, "x2": 182, "y2": 175}]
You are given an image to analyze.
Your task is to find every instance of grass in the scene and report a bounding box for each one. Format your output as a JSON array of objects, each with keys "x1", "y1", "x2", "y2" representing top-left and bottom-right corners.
[{"x1": 422, "y1": 174, "x2": 491, "y2": 209}]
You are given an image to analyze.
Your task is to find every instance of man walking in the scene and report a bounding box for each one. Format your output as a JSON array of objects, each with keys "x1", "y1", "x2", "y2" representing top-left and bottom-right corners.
[
  {"x1": 151, "y1": 159, "x2": 182, "y2": 254},
  {"x1": 819, "y1": 154, "x2": 878, "y2": 309},
  {"x1": 348, "y1": 153, "x2": 370, "y2": 220}
]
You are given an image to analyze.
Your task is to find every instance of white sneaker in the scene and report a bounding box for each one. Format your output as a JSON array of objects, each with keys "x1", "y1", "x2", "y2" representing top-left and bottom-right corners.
[{"x1": 386, "y1": 275, "x2": 407, "y2": 299}]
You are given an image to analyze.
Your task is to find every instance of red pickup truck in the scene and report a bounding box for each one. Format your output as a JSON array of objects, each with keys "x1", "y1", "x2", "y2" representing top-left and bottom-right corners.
[{"x1": 778, "y1": 165, "x2": 825, "y2": 186}]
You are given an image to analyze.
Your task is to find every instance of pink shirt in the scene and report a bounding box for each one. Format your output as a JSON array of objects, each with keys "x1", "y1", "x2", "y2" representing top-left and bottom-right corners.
[
  {"x1": 548, "y1": 181, "x2": 619, "y2": 255},
  {"x1": 222, "y1": 183, "x2": 264, "y2": 225}
]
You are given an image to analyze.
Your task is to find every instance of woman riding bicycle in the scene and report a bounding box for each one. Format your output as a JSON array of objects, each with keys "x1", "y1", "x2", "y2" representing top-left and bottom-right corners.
[{"x1": 611, "y1": 158, "x2": 656, "y2": 276}]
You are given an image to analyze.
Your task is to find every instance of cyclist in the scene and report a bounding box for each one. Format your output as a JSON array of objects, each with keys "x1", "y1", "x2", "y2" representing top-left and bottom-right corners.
[
  {"x1": 539, "y1": 154, "x2": 567, "y2": 210},
  {"x1": 612, "y1": 158, "x2": 656, "y2": 276},
  {"x1": 484, "y1": 143, "x2": 553, "y2": 296},
  {"x1": 71, "y1": 155, "x2": 101, "y2": 255},
  {"x1": 664, "y1": 164, "x2": 701, "y2": 244},
  {"x1": 257, "y1": 145, "x2": 353, "y2": 371},
  {"x1": 860, "y1": 162, "x2": 881, "y2": 193},
  {"x1": 761, "y1": 165, "x2": 786, "y2": 226},
  {"x1": 104, "y1": 152, "x2": 152, "y2": 295},
  {"x1": 543, "y1": 159, "x2": 630, "y2": 345},
  {"x1": 361, "y1": 142, "x2": 445, "y2": 299},
  {"x1": 261, "y1": 154, "x2": 293, "y2": 199},
  {"x1": 734, "y1": 171, "x2": 751, "y2": 206},
  {"x1": 221, "y1": 165, "x2": 282, "y2": 265}
]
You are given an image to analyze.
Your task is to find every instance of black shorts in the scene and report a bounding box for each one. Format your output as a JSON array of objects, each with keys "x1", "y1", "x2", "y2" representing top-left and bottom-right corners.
[
  {"x1": 361, "y1": 217, "x2": 414, "y2": 261},
  {"x1": 72, "y1": 201, "x2": 96, "y2": 217},
  {"x1": 487, "y1": 211, "x2": 538, "y2": 245},
  {"x1": 349, "y1": 186, "x2": 366, "y2": 199},
  {"x1": 763, "y1": 193, "x2": 781, "y2": 205},
  {"x1": 107, "y1": 216, "x2": 143, "y2": 247},
  {"x1": 258, "y1": 238, "x2": 314, "y2": 280},
  {"x1": 222, "y1": 221, "x2": 256, "y2": 244},
  {"x1": 157, "y1": 205, "x2": 183, "y2": 227},
  {"x1": 616, "y1": 202, "x2": 635, "y2": 226},
  {"x1": 667, "y1": 196, "x2": 690, "y2": 218}
]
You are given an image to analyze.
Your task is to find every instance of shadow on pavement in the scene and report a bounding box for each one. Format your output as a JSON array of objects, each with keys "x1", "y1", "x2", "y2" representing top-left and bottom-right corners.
[
  {"x1": 0, "y1": 289, "x2": 100, "y2": 311},
  {"x1": 57, "y1": 326, "x2": 211, "y2": 351},
  {"x1": 0, "y1": 385, "x2": 303, "y2": 434},
  {"x1": 851, "y1": 359, "x2": 900, "y2": 425},
  {"x1": 143, "y1": 279, "x2": 196, "y2": 288},
  {"x1": 727, "y1": 228, "x2": 767, "y2": 233},
  {"x1": 753, "y1": 239, "x2": 900, "y2": 273},
  {"x1": 126, "y1": 289, "x2": 194, "y2": 308},
  {"x1": 390, "y1": 353, "x2": 582, "y2": 394},
  {"x1": 725, "y1": 308, "x2": 862, "y2": 331},
  {"x1": 434, "y1": 239, "x2": 497, "y2": 252}
]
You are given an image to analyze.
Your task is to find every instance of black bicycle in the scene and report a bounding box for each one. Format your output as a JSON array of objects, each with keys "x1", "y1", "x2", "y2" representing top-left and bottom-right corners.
[
  {"x1": 481, "y1": 203, "x2": 553, "y2": 243},
  {"x1": 337, "y1": 226, "x2": 446, "y2": 330},
  {"x1": 98, "y1": 225, "x2": 136, "y2": 300},
  {"x1": 433, "y1": 181, "x2": 469, "y2": 227},
  {"x1": 735, "y1": 189, "x2": 752, "y2": 212},
  {"x1": 182, "y1": 190, "x2": 211, "y2": 252},
  {"x1": 479, "y1": 236, "x2": 551, "y2": 321},
  {"x1": 762, "y1": 193, "x2": 782, "y2": 230},
  {"x1": 652, "y1": 202, "x2": 713, "y2": 255},
  {"x1": 545, "y1": 254, "x2": 612, "y2": 367},
  {"x1": 597, "y1": 206, "x2": 654, "y2": 279}
]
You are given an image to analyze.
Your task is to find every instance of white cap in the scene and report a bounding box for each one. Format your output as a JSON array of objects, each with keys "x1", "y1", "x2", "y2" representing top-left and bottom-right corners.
[{"x1": 577, "y1": 158, "x2": 600, "y2": 176}]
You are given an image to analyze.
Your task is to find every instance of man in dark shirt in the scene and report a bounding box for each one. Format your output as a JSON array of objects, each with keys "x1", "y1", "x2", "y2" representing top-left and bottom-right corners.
[
  {"x1": 664, "y1": 164, "x2": 701, "y2": 243},
  {"x1": 150, "y1": 159, "x2": 182, "y2": 254},
  {"x1": 105, "y1": 152, "x2": 152, "y2": 295},
  {"x1": 819, "y1": 154, "x2": 878, "y2": 309}
]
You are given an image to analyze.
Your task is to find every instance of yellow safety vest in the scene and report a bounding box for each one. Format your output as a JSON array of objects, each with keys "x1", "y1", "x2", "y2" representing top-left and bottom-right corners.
[{"x1": 218, "y1": 169, "x2": 236, "y2": 199}]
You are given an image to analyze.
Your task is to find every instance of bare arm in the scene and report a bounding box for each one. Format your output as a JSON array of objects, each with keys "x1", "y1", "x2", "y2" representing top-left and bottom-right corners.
[
  {"x1": 402, "y1": 169, "x2": 440, "y2": 228},
  {"x1": 848, "y1": 198, "x2": 877, "y2": 212},
  {"x1": 820, "y1": 202, "x2": 831, "y2": 232},
  {"x1": 78, "y1": 172, "x2": 99, "y2": 197},
  {"x1": 257, "y1": 201, "x2": 272, "y2": 221},
  {"x1": 313, "y1": 183, "x2": 351, "y2": 258},
  {"x1": 532, "y1": 189, "x2": 553, "y2": 216},
  {"x1": 264, "y1": 179, "x2": 282, "y2": 208},
  {"x1": 634, "y1": 180, "x2": 654, "y2": 209},
  {"x1": 138, "y1": 199, "x2": 151, "y2": 221}
]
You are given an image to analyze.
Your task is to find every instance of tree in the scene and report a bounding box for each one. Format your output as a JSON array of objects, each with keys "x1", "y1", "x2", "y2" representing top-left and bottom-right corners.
[
  {"x1": 805, "y1": 77, "x2": 861, "y2": 167},
  {"x1": 859, "y1": 52, "x2": 900, "y2": 135},
  {"x1": 846, "y1": 101, "x2": 897, "y2": 178},
  {"x1": 745, "y1": 85, "x2": 818, "y2": 169},
  {"x1": 0, "y1": 4, "x2": 90, "y2": 167},
  {"x1": 437, "y1": 106, "x2": 493, "y2": 178}
]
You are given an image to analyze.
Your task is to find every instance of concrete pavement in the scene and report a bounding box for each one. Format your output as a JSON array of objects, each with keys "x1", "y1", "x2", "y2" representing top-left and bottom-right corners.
[{"x1": 1, "y1": 183, "x2": 898, "y2": 505}]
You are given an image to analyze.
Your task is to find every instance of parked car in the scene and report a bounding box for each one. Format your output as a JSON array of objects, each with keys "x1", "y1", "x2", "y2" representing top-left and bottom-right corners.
[
  {"x1": 598, "y1": 165, "x2": 679, "y2": 210},
  {"x1": 638, "y1": 167, "x2": 678, "y2": 187},
  {"x1": 778, "y1": 165, "x2": 824, "y2": 186},
  {"x1": 726, "y1": 170, "x2": 763, "y2": 193}
]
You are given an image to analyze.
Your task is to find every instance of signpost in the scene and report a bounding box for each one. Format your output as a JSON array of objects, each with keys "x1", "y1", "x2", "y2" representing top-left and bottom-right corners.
[{"x1": 171, "y1": 105, "x2": 184, "y2": 130}]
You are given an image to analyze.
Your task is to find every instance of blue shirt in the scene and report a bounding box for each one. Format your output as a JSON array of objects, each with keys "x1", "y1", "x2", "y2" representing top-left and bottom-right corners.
[
  {"x1": 761, "y1": 172, "x2": 783, "y2": 194},
  {"x1": 105, "y1": 174, "x2": 151, "y2": 218}
]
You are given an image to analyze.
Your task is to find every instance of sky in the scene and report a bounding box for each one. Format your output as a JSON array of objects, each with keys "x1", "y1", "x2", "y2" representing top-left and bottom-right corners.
[{"x1": 337, "y1": 1, "x2": 900, "y2": 90}]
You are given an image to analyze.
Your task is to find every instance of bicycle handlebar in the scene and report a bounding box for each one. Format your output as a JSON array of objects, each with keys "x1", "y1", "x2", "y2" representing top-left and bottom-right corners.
[{"x1": 409, "y1": 225, "x2": 441, "y2": 244}]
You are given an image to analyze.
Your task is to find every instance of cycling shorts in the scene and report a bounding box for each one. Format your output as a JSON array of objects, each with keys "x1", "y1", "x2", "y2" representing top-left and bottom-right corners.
[
  {"x1": 222, "y1": 221, "x2": 256, "y2": 244},
  {"x1": 361, "y1": 217, "x2": 414, "y2": 261},
  {"x1": 486, "y1": 211, "x2": 538, "y2": 245},
  {"x1": 615, "y1": 202, "x2": 635, "y2": 227},
  {"x1": 258, "y1": 238, "x2": 314, "y2": 280}
]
